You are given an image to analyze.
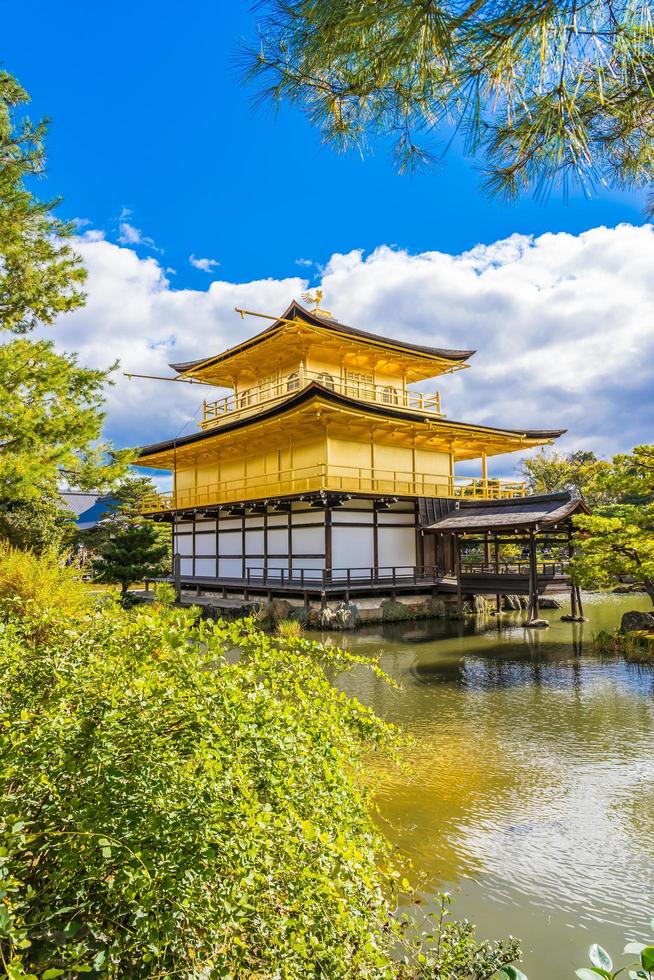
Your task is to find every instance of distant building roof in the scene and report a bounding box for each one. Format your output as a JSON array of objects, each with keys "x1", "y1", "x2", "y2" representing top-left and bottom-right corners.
[
  {"x1": 424, "y1": 491, "x2": 590, "y2": 533},
  {"x1": 60, "y1": 492, "x2": 115, "y2": 530}
]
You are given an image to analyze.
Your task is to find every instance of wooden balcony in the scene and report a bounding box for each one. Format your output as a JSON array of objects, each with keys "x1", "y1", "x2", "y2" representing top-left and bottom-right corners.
[
  {"x1": 200, "y1": 372, "x2": 442, "y2": 429},
  {"x1": 141, "y1": 464, "x2": 526, "y2": 514}
]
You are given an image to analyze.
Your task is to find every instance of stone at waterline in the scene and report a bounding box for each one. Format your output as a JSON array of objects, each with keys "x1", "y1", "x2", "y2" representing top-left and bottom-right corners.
[
  {"x1": 524, "y1": 619, "x2": 550, "y2": 629},
  {"x1": 334, "y1": 600, "x2": 360, "y2": 629},
  {"x1": 560, "y1": 614, "x2": 588, "y2": 623},
  {"x1": 621, "y1": 609, "x2": 654, "y2": 633},
  {"x1": 539, "y1": 596, "x2": 563, "y2": 609}
]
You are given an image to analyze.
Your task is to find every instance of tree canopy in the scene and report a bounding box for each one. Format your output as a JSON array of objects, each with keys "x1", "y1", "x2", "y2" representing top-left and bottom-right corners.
[
  {"x1": 520, "y1": 449, "x2": 614, "y2": 509},
  {"x1": 243, "y1": 0, "x2": 654, "y2": 207},
  {"x1": 0, "y1": 71, "x2": 86, "y2": 333},
  {"x1": 0, "y1": 71, "x2": 131, "y2": 507},
  {"x1": 569, "y1": 443, "x2": 654, "y2": 604}
]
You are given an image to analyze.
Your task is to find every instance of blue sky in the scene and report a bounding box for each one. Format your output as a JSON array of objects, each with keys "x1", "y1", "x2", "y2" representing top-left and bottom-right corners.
[
  {"x1": 8, "y1": 2, "x2": 653, "y2": 476},
  {"x1": 4, "y1": 0, "x2": 646, "y2": 287}
]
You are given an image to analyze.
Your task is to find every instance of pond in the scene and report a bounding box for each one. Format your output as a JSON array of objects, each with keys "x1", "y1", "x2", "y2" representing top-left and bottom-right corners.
[{"x1": 318, "y1": 592, "x2": 654, "y2": 979}]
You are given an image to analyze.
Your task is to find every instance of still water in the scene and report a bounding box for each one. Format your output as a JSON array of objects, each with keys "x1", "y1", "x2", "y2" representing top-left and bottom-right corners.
[{"x1": 319, "y1": 593, "x2": 654, "y2": 979}]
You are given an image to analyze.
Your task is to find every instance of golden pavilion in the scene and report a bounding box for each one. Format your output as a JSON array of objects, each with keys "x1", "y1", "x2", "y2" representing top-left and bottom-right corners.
[{"x1": 138, "y1": 297, "x2": 567, "y2": 598}]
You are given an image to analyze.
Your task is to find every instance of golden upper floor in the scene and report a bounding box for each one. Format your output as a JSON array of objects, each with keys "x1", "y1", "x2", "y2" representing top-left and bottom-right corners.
[
  {"x1": 171, "y1": 300, "x2": 473, "y2": 430},
  {"x1": 138, "y1": 388, "x2": 564, "y2": 513}
]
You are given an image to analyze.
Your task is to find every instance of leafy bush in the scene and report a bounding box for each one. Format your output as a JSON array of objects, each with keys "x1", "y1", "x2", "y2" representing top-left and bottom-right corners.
[
  {"x1": 0, "y1": 542, "x2": 90, "y2": 641},
  {"x1": 576, "y1": 934, "x2": 654, "y2": 979},
  {"x1": 152, "y1": 580, "x2": 176, "y2": 607},
  {"x1": 0, "y1": 549, "x2": 524, "y2": 978}
]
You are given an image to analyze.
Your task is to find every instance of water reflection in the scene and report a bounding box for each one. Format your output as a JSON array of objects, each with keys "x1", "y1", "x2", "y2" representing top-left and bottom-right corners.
[{"x1": 316, "y1": 592, "x2": 654, "y2": 980}]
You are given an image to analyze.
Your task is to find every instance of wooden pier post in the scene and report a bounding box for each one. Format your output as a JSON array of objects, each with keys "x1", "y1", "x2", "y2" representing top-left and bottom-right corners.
[{"x1": 173, "y1": 552, "x2": 181, "y2": 603}]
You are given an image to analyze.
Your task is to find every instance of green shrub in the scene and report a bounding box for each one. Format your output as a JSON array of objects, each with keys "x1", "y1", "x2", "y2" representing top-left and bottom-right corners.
[
  {"x1": 0, "y1": 601, "x2": 401, "y2": 976},
  {"x1": 0, "y1": 551, "x2": 524, "y2": 978},
  {"x1": 0, "y1": 542, "x2": 90, "y2": 641},
  {"x1": 276, "y1": 616, "x2": 304, "y2": 639},
  {"x1": 152, "y1": 580, "x2": 176, "y2": 607}
]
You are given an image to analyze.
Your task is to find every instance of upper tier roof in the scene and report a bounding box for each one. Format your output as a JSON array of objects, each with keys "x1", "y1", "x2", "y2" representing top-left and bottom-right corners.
[{"x1": 169, "y1": 300, "x2": 475, "y2": 385}]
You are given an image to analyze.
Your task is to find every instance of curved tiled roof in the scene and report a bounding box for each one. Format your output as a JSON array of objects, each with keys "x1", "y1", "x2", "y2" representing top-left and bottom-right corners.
[
  {"x1": 169, "y1": 300, "x2": 475, "y2": 374},
  {"x1": 138, "y1": 380, "x2": 566, "y2": 459},
  {"x1": 424, "y1": 491, "x2": 589, "y2": 532}
]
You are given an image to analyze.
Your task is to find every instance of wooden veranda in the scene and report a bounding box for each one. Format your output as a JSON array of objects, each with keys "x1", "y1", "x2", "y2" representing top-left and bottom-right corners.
[{"x1": 423, "y1": 490, "x2": 590, "y2": 623}]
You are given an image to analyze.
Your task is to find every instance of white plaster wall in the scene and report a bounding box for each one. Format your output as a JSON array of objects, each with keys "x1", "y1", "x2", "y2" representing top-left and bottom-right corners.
[
  {"x1": 333, "y1": 525, "x2": 374, "y2": 576},
  {"x1": 377, "y1": 526, "x2": 416, "y2": 569}
]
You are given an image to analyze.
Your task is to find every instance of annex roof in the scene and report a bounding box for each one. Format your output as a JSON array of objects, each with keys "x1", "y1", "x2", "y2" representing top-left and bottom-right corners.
[
  {"x1": 169, "y1": 300, "x2": 475, "y2": 384},
  {"x1": 424, "y1": 491, "x2": 589, "y2": 533}
]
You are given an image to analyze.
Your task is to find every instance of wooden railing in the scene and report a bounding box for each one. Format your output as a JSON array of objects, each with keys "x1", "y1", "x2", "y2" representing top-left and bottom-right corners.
[
  {"x1": 201, "y1": 372, "x2": 442, "y2": 428},
  {"x1": 461, "y1": 562, "x2": 567, "y2": 577},
  {"x1": 141, "y1": 465, "x2": 526, "y2": 513},
  {"x1": 148, "y1": 564, "x2": 446, "y2": 592}
]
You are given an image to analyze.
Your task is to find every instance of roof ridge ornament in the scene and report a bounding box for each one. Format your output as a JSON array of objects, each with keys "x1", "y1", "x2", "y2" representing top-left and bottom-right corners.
[{"x1": 301, "y1": 287, "x2": 334, "y2": 319}]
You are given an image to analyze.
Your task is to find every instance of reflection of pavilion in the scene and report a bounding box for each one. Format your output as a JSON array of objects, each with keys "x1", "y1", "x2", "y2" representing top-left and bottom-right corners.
[{"x1": 423, "y1": 490, "x2": 590, "y2": 622}]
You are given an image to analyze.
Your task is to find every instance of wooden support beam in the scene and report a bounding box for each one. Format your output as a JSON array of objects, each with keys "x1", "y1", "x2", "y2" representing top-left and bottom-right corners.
[{"x1": 455, "y1": 535, "x2": 463, "y2": 612}]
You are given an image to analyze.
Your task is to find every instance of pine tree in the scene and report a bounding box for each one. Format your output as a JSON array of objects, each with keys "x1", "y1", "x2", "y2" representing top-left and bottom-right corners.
[
  {"x1": 93, "y1": 520, "x2": 169, "y2": 597},
  {"x1": 0, "y1": 70, "x2": 131, "y2": 507},
  {"x1": 243, "y1": 1, "x2": 654, "y2": 208}
]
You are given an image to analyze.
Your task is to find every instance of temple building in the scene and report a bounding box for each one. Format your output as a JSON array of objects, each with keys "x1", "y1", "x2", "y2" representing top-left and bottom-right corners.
[{"x1": 138, "y1": 297, "x2": 568, "y2": 601}]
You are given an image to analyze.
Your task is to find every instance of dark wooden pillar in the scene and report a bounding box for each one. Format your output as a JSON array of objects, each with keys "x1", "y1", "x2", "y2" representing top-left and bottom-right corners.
[
  {"x1": 325, "y1": 505, "x2": 332, "y2": 581},
  {"x1": 494, "y1": 531, "x2": 501, "y2": 613},
  {"x1": 173, "y1": 552, "x2": 181, "y2": 603},
  {"x1": 575, "y1": 583, "x2": 584, "y2": 618},
  {"x1": 455, "y1": 534, "x2": 463, "y2": 611},
  {"x1": 527, "y1": 529, "x2": 540, "y2": 621},
  {"x1": 567, "y1": 528, "x2": 578, "y2": 617}
]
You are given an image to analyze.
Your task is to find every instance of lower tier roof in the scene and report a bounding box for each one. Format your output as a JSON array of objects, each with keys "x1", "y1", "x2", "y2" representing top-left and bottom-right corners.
[{"x1": 138, "y1": 381, "x2": 566, "y2": 469}]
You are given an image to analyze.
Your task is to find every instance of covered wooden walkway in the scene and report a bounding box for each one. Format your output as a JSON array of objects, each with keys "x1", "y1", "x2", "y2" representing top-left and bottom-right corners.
[{"x1": 424, "y1": 490, "x2": 590, "y2": 623}]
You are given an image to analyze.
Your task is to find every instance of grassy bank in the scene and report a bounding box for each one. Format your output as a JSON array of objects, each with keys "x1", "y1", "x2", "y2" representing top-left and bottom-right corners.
[{"x1": 592, "y1": 628, "x2": 654, "y2": 661}]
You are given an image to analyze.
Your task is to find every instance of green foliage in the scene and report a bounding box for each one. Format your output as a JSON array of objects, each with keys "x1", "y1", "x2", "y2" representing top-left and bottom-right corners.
[
  {"x1": 92, "y1": 520, "x2": 169, "y2": 595},
  {"x1": 152, "y1": 580, "x2": 176, "y2": 607},
  {"x1": 0, "y1": 338, "x2": 133, "y2": 503},
  {"x1": 0, "y1": 543, "x2": 90, "y2": 642},
  {"x1": 0, "y1": 71, "x2": 86, "y2": 333},
  {"x1": 0, "y1": 493, "x2": 76, "y2": 554},
  {"x1": 242, "y1": 1, "x2": 654, "y2": 207},
  {"x1": 0, "y1": 604, "x2": 396, "y2": 976},
  {"x1": 569, "y1": 444, "x2": 654, "y2": 606},
  {"x1": 575, "y1": 926, "x2": 654, "y2": 979},
  {"x1": 520, "y1": 449, "x2": 614, "y2": 510},
  {"x1": 397, "y1": 893, "x2": 523, "y2": 979},
  {"x1": 276, "y1": 616, "x2": 304, "y2": 639},
  {"x1": 0, "y1": 71, "x2": 132, "y2": 503},
  {"x1": 80, "y1": 475, "x2": 171, "y2": 561},
  {"x1": 0, "y1": 552, "x2": 525, "y2": 978},
  {"x1": 592, "y1": 628, "x2": 654, "y2": 661},
  {"x1": 573, "y1": 506, "x2": 654, "y2": 605}
]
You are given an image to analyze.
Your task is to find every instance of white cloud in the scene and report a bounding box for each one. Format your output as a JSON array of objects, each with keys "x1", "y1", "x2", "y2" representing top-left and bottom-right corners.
[
  {"x1": 189, "y1": 254, "x2": 220, "y2": 273},
  {"x1": 295, "y1": 257, "x2": 314, "y2": 268},
  {"x1": 47, "y1": 224, "x2": 654, "y2": 483},
  {"x1": 117, "y1": 208, "x2": 160, "y2": 251}
]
